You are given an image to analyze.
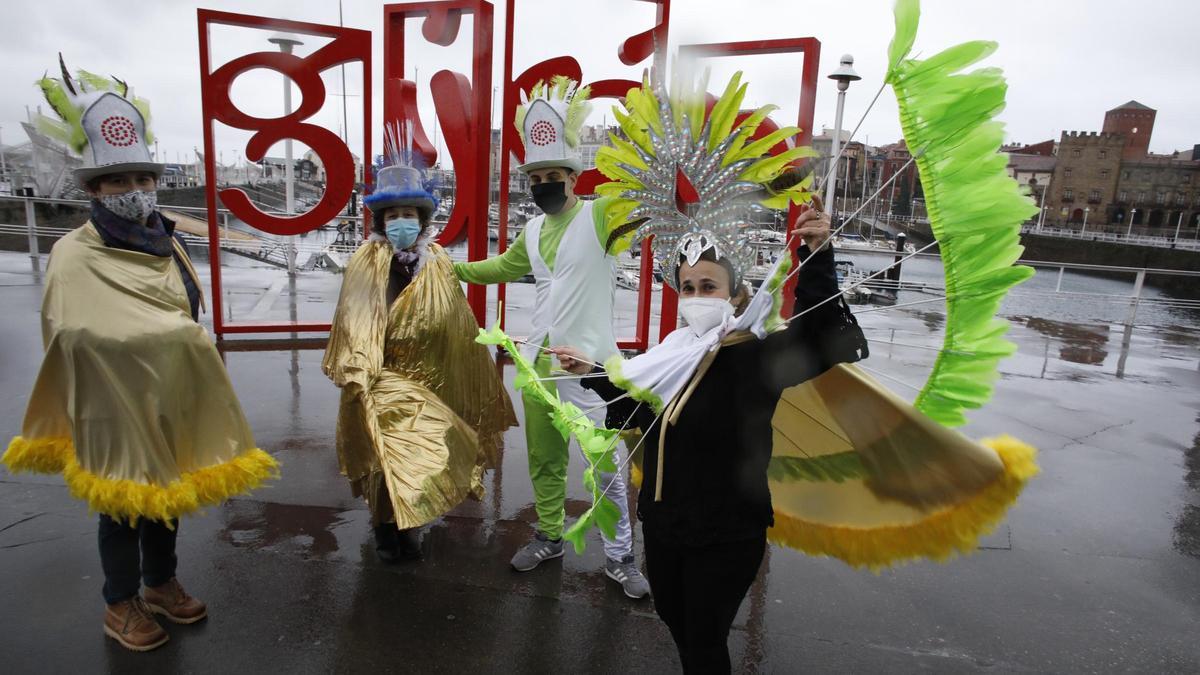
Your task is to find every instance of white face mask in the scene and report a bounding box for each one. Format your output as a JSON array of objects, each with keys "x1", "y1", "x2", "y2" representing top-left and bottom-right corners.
[
  {"x1": 678, "y1": 296, "x2": 735, "y2": 337},
  {"x1": 99, "y1": 189, "x2": 157, "y2": 224}
]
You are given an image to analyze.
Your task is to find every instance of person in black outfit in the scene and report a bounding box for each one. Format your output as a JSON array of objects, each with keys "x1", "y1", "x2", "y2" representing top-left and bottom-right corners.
[{"x1": 554, "y1": 203, "x2": 867, "y2": 673}]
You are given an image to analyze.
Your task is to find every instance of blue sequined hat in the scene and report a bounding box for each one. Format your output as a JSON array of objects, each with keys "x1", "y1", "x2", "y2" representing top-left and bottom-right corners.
[{"x1": 364, "y1": 121, "x2": 439, "y2": 217}]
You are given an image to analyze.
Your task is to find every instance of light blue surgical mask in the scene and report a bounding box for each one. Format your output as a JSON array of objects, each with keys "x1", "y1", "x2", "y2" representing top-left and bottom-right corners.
[{"x1": 385, "y1": 217, "x2": 422, "y2": 251}]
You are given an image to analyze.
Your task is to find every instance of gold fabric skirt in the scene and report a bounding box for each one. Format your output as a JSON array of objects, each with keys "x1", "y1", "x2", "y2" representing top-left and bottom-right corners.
[{"x1": 324, "y1": 241, "x2": 516, "y2": 528}]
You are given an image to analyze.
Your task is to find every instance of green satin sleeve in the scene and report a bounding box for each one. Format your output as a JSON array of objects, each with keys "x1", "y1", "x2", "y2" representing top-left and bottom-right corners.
[{"x1": 453, "y1": 231, "x2": 533, "y2": 284}]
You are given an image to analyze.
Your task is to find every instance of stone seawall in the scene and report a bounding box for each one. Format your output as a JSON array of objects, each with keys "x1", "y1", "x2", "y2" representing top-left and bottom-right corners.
[{"x1": 1019, "y1": 233, "x2": 1200, "y2": 297}]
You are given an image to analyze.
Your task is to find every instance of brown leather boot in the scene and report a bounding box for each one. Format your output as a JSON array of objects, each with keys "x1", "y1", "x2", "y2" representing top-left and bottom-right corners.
[
  {"x1": 143, "y1": 578, "x2": 207, "y2": 624},
  {"x1": 104, "y1": 597, "x2": 169, "y2": 652}
]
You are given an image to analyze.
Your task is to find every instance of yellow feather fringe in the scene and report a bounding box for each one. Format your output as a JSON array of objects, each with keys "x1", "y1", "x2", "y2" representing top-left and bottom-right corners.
[
  {"x1": 767, "y1": 435, "x2": 1039, "y2": 572},
  {"x1": 3, "y1": 436, "x2": 279, "y2": 526}
]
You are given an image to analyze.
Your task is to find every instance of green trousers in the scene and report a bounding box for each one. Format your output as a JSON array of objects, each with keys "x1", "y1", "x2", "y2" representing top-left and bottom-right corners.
[
  {"x1": 523, "y1": 354, "x2": 570, "y2": 540},
  {"x1": 523, "y1": 353, "x2": 634, "y2": 560}
]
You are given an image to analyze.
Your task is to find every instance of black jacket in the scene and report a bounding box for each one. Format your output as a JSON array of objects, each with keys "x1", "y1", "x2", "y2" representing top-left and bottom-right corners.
[{"x1": 583, "y1": 244, "x2": 867, "y2": 546}]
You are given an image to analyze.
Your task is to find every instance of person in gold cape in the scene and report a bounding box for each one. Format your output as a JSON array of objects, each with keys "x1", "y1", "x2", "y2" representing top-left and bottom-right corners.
[
  {"x1": 322, "y1": 130, "x2": 517, "y2": 563},
  {"x1": 2, "y1": 59, "x2": 278, "y2": 652}
]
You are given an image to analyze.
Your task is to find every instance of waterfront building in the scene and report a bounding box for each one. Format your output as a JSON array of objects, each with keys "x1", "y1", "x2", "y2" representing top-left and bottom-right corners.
[
  {"x1": 1043, "y1": 101, "x2": 1200, "y2": 235},
  {"x1": 1007, "y1": 153, "x2": 1057, "y2": 211}
]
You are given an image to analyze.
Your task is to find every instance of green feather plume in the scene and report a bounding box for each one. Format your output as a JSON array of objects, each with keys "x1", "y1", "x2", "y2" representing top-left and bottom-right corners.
[
  {"x1": 36, "y1": 61, "x2": 155, "y2": 154},
  {"x1": 886, "y1": 0, "x2": 1038, "y2": 427},
  {"x1": 563, "y1": 85, "x2": 592, "y2": 148},
  {"x1": 38, "y1": 74, "x2": 87, "y2": 153}
]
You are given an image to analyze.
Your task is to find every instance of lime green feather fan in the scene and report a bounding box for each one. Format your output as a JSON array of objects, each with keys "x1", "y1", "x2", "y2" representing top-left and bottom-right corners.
[
  {"x1": 886, "y1": 0, "x2": 1038, "y2": 427},
  {"x1": 35, "y1": 55, "x2": 155, "y2": 155}
]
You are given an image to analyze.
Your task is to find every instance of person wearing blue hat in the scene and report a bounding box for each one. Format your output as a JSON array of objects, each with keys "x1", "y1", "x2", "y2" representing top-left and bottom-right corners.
[{"x1": 323, "y1": 124, "x2": 517, "y2": 563}]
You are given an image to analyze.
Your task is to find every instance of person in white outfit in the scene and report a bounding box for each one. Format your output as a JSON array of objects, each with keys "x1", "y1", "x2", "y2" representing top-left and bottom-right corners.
[{"x1": 454, "y1": 77, "x2": 649, "y2": 599}]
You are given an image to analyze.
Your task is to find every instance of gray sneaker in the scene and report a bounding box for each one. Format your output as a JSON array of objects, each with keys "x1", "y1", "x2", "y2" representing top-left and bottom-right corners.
[
  {"x1": 605, "y1": 556, "x2": 651, "y2": 599},
  {"x1": 511, "y1": 532, "x2": 564, "y2": 571}
]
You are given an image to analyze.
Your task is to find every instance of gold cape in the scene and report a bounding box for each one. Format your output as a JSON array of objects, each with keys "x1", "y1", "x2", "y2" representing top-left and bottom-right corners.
[
  {"x1": 767, "y1": 364, "x2": 1037, "y2": 571},
  {"x1": 627, "y1": 353, "x2": 1037, "y2": 572},
  {"x1": 2, "y1": 224, "x2": 278, "y2": 524},
  {"x1": 322, "y1": 241, "x2": 516, "y2": 528}
]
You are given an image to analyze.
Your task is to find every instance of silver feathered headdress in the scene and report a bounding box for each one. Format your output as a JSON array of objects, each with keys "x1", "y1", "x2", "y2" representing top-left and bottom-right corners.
[{"x1": 595, "y1": 68, "x2": 816, "y2": 289}]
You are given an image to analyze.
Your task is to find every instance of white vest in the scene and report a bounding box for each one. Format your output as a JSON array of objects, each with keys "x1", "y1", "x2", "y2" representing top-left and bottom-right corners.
[{"x1": 523, "y1": 202, "x2": 618, "y2": 365}]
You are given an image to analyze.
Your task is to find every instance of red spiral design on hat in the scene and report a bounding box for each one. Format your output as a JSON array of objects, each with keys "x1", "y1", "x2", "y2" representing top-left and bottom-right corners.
[
  {"x1": 530, "y1": 119, "x2": 557, "y2": 146},
  {"x1": 99, "y1": 116, "x2": 138, "y2": 147}
]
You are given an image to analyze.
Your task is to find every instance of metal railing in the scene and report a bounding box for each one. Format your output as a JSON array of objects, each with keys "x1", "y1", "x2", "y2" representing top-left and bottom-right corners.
[
  {"x1": 0, "y1": 194, "x2": 367, "y2": 272},
  {"x1": 1022, "y1": 223, "x2": 1200, "y2": 251},
  {"x1": 4, "y1": 195, "x2": 1198, "y2": 324},
  {"x1": 792, "y1": 244, "x2": 1200, "y2": 322}
]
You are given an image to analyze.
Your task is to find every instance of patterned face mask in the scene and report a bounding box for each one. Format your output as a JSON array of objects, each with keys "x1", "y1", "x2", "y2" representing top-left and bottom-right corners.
[{"x1": 98, "y1": 189, "x2": 158, "y2": 224}]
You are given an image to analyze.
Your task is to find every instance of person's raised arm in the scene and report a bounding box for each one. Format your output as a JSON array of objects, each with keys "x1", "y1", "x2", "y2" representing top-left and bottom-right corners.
[
  {"x1": 755, "y1": 200, "x2": 867, "y2": 394},
  {"x1": 453, "y1": 231, "x2": 533, "y2": 285}
]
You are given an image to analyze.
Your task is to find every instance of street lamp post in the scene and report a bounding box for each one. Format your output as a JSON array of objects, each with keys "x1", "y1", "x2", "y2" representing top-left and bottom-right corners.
[
  {"x1": 0, "y1": 124, "x2": 8, "y2": 183},
  {"x1": 1126, "y1": 208, "x2": 1137, "y2": 239},
  {"x1": 269, "y1": 32, "x2": 304, "y2": 275},
  {"x1": 825, "y1": 54, "x2": 860, "y2": 220},
  {"x1": 1081, "y1": 207, "x2": 1090, "y2": 236},
  {"x1": 1035, "y1": 181, "x2": 1048, "y2": 232},
  {"x1": 1173, "y1": 211, "x2": 1184, "y2": 242}
]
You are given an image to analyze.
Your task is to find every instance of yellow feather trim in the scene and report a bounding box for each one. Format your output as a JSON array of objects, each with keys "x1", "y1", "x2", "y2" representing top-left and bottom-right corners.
[
  {"x1": 3, "y1": 435, "x2": 72, "y2": 473},
  {"x1": 767, "y1": 435, "x2": 1039, "y2": 572},
  {"x1": 3, "y1": 436, "x2": 279, "y2": 526}
]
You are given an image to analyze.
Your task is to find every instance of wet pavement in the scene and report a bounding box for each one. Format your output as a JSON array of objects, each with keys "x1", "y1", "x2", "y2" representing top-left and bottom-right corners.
[{"x1": 2, "y1": 249, "x2": 1200, "y2": 673}]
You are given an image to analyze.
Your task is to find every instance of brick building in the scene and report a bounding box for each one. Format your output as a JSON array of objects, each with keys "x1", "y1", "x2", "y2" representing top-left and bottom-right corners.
[
  {"x1": 1044, "y1": 101, "x2": 1200, "y2": 235},
  {"x1": 1103, "y1": 101, "x2": 1156, "y2": 160},
  {"x1": 1047, "y1": 131, "x2": 1124, "y2": 226},
  {"x1": 1003, "y1": 139, "x2": 1056, "y2": 157},
  {"x1": 877, "y1": 141, "x2": 924, "y2": 216}
]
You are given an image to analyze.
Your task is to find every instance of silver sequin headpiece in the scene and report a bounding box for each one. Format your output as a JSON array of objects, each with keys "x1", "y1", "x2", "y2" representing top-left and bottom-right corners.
[{"x1": 595, "y1": 67, "x2": 816, "y2": 290}]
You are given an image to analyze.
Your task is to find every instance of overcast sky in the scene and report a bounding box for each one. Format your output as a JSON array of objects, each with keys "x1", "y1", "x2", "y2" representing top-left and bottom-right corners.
[{"x1": 1, "y1": 0, "x2": 1196, "y2": 171}]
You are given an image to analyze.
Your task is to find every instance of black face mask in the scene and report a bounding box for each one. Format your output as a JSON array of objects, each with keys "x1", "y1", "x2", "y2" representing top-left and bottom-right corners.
[{"x1": 531, "y1": 181, "x2": 568, "y2": 215}]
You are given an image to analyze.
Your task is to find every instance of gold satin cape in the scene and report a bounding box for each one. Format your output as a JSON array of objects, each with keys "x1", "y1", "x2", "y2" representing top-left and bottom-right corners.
[
  {"x1": 764, "y1": 363, "x2": 1038, "y2": 571},
  {"x1": 629, "y1": 341, "x2": 1038, "y2": 572},
  {"x1": 322, "y1": 241, "x2": 516, "y2": 528},
  {"x1": 2, "y1": 224, "x2": 278, "y2": 524}
]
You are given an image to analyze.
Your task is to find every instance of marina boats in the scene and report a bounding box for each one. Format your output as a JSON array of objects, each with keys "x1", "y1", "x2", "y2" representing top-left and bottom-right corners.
[{"x1": 833, "y1": 232, "x2": 917, "y2": 254}]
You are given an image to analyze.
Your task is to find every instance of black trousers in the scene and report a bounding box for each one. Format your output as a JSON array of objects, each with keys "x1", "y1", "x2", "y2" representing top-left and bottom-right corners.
[
  {"x1": 98, "y1": 515, "x2": 178, "y2": 605},
  {"x1": 643, "y1": 529, "x2": 767, "y2": 674}
]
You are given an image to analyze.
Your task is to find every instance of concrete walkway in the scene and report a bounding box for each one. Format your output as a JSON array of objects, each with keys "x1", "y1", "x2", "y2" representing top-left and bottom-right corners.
[{"x1": 1, "y1": 251, "x2": 1198, "y2": 673}]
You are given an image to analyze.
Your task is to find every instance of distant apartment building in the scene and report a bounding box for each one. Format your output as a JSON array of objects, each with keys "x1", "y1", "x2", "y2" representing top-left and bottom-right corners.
[{"x1": 876, "y1": 140, "x2": 924, "y2": 216}]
